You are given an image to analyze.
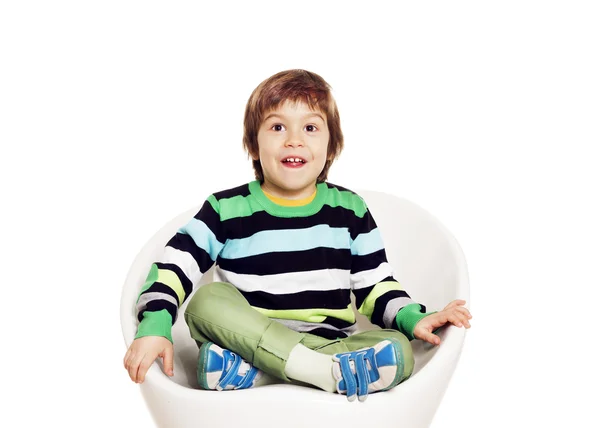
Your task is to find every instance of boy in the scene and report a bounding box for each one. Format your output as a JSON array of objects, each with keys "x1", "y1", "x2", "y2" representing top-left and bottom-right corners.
[{"x1": 123, "y1": 69, "x2": 472, "y2": 402}]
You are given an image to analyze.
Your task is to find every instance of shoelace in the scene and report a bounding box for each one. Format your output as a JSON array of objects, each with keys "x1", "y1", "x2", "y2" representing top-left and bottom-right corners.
[{"x1": 337, "y1": 347, "x2": 378, "y2": 402}]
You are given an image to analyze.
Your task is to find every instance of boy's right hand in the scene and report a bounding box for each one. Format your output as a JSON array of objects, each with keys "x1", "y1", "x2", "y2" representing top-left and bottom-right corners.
[{"x1": 123, "y1": 336, "x2": 174, "y2": 383}]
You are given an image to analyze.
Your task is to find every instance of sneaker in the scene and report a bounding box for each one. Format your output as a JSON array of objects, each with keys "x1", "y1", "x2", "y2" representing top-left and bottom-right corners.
[
  {"x1": 197, "y1": 342, "x2": 262, "y2": 391},
  {"x1": 332, "y1": 338, "x2": 405, "y2": 402}
]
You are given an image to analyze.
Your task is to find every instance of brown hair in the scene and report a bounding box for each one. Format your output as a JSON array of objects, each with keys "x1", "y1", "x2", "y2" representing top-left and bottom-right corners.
[{"x1": 242, "y1": 69, "x2": 344, "y2": 182}]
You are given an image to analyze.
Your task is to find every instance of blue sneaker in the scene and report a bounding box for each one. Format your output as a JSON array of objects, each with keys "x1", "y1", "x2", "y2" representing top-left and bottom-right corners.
[
  {"x1": 197, "y1": 342, "x2": 262, "y2": 391},
  {"x1": 332, "y1": 339, "x2": 405, "y2": 402}
]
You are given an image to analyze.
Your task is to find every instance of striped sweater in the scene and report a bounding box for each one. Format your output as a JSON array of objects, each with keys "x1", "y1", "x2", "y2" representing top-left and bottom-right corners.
[{"x1": 135, "y1": 180, "x2": 430, "y2": 342}]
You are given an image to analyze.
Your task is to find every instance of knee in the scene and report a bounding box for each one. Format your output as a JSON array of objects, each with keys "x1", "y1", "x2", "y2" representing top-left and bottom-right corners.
[
  {"x1": 185, "y1": 282, "x2": 231, "y2": 322},
  {"x1": 388, "y1": 332, "x2": 415, "y2": 379}
]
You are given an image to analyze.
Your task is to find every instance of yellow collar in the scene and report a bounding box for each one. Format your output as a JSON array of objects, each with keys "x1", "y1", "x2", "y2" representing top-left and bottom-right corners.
[{"x1": 263, "y1": 189, "x2": 317, "y2": 207}]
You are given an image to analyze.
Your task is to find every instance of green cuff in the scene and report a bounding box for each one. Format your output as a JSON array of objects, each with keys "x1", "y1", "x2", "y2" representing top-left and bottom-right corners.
[
  {"x1": 395, "y1": 303, "x2": 436, "y2": 340},
  {"x1": 134, "y1": 309, "x2": 174, "y2": 343}
]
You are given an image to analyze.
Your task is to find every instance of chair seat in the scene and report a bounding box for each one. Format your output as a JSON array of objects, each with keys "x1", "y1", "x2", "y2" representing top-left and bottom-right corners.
[{"x1": 120, "y1": 189, "x2": 470, "y2": 428}]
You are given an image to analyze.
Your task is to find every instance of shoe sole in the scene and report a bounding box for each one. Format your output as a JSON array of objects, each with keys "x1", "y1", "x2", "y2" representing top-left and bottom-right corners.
[
  {"x1": 379, "y1": 337, "x2": 405, "y2": 392},
  {"x1": 335, "y1": 337, "x2": 406, "y2": 397},
  {"x1": 197, "y1": 341, "x2": 215, "y2": 390}
]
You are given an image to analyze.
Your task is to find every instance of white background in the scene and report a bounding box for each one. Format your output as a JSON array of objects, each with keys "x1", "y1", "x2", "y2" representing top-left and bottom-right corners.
[{"x1": 2, "y1": 1, "x2": 599, "y2": 426}]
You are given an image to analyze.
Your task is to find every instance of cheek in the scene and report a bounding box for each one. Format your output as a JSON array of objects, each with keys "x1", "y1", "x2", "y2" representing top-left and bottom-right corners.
[{"x1": 316, "y1": 140, "x2": 330, "y2": 160}]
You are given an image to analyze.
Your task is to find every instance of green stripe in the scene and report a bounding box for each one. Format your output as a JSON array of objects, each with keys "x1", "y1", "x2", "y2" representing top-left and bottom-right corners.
[
  {"x1": 358, "y1": 281, "x2": 405, "y2": 320},
  {"x1": 207, "y1": 194, "x2": 220, "y2": 214},
  {"x1": 395, "y1": 304, "x2": 434, "y2": 340},
  {"x1": 216, "y1": 181, "x2": 368, "y2": 221},
  {"x1": 156, "y1": 268, "x2": 185, "y2": 305},
  {"x1": 134, "y1": 309, "x2": 174, "y2": 343},
  {"x1": 218, "y1": 193, "x2": 266, "y2": 221},
  {"x1": 247, "y1": 180, "x2": 328, "y2": 218},
  {"x1": 252, "y1": 304, "x2": 356, "y2": 324},
  {"x1": 137, "y1": 263, "x2": 159, "y2": 303},
  {"x1": 323, "y1": 189, "x2": 368, "y2": 218}
]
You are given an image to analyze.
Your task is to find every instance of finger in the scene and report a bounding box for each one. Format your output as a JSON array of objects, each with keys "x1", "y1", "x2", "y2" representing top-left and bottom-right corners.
[
  {"x1": 124, "y1": 349, "x2": 136, "y2": 379},
  {"x1": 456, "y1": 307, "x2": 472, "y2": 318},
  {"x1": 448, "y1": 313, "x2": 464, "y2": 327},
  {"x1": 449, "y1": 299, "x2": 466, "y2": 308},
  {"x1": 423, "y1": 313, "x2": 450, "y2": 330},
  {"x1": 457, "y1": 310, "x2": 472, "y2": 328},
  {"x1": 137, "y1": 354, "x2": 155, "y2": 384},
  {"x1": 123, "y1": 348, "x2": 132, "y2": 369},
  {"x1": 456, "y1": 313, "x2": 470, "y2": 328},
  {"x1": 128, "y1": 353, "x2": 144, "y2": 383},
  {"x1": 443, "y1": 299, "x2": 465, "y2": 311},
  {"x1": 416, "y1": 329, "x2": 441, "y2": 346},
  {"x1": 452, "y1": 308, "x2": 471, "y2": 327},
  {"x1": 162, "y1": 346, "x2": 174, "y2": 376}
]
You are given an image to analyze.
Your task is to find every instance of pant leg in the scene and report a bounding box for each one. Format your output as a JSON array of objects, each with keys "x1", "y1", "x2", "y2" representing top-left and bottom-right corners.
[
  {"x1": 304, "y1": 329, "x2": 415, "y2": 383},
  {"x1": 183, "y1": 281, "x2": 304, "y2": 381}
]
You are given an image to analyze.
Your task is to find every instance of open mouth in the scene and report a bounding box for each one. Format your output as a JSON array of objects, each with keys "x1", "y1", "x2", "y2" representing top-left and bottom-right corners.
[{"x1": 281, "y1": 157, "x2": 307, "y2": 168}]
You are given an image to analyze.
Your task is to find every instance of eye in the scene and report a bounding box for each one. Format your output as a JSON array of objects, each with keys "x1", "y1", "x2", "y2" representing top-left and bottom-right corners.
[
  {"x1": 271, "y1": 124, "x2": 285, "y2": 132},
  {"x1": 305, "y1": 124, "x2": 318, "y2": 132}
]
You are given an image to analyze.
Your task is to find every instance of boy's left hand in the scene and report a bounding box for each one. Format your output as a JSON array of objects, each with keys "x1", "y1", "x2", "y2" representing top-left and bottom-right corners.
[{"x1": 413, "y1": 299, "x2": 472, "y2": 346}]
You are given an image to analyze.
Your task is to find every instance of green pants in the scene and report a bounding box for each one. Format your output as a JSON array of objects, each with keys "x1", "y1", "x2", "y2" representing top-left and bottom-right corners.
[{"x1": 184, "y1": 282, "x2": 414, "y2": 383}]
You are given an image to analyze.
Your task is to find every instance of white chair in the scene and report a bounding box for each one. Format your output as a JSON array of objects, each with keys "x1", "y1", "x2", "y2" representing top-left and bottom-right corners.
[{"x1": 120, "y1": 189, "x2": 470, "y2": 428}]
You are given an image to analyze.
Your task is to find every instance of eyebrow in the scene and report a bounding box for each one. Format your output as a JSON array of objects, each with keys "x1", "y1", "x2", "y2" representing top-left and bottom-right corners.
[{"x1": 263, "y1": 112, "x2": 325, "y2": 122}]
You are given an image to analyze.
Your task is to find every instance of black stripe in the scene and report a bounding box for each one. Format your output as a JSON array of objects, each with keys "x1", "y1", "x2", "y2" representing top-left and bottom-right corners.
[
  {"x1": 168, "y1": 233, "x2": 215, "y2": 273},
  {"x1": 304, "y1": 328, "x2": 348, "y2": 340},
  {"x1": 193, "y1": 200, "x2": 226, "y2": 244},
  {"x1": 352, "y1": 276, "x2": 396, "y2": 309},
  {"x1": 351, "y1": 209, "x2": 379, "y2": 240},
  {"x1": 322, "y1": 316, "x2": 355, "y2": 330},
  {"x1": 326, "y1": 181, "x2": 356, "y2": 194},
  {"x1": 353, "y1": 284, "x2": 375, "y2": 310},
  {"x1": 221, "y1": 204, "x2": 363, "y2": 240},
  {"x1": 213, "y1": 183, "x2": 251, "y2": 200},
  {"x1": 241, "y1": 288, "x2": 352, "y2": 311},
  {"x1": 140, "y1": 282, "x2": 180, "y2": 304},
  {"x1": 137, "y1": 282, "x2": 180, "y2": 324},
  {"x1": 351, "y1": 249, "x2": 388, "y2": 274},
  {"x1": 371, "y1": 289, "x2": 411, "y2": 328},
  {"x1": 155, "y1": 262, "x2": 193, "y2": 298},
  {"x1": 218, "y1": 248, "x2": 351, "y2": 275},
  {"x1": 325, "y1": 182, "x2": 379, "y2": 240},
  {"x1": 139, "y1": 300, "x2": 178, "y2": 325}
]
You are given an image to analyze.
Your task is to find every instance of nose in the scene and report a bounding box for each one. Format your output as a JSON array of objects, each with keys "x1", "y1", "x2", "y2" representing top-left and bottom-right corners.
[{"x1": 284, "y1": 128, "x2": 304, "y2": 148}]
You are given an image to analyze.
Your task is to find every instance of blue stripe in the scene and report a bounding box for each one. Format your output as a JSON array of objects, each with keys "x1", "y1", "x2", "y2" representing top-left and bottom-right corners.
[
  {"x1": 351, "y1": 228, "x2": 384, "y2": 256},
  {"x1": 220, "y1": 225, "x2": 350, "y2": 259},
  {"x1": 178, "y1": 218, "x2": 224, "y2": 261}
]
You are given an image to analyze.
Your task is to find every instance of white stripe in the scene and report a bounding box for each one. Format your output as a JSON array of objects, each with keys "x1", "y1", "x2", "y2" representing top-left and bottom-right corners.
[
  {"x1": 213, "y1": 266, "x2": 351, "y2": 294},
  {"x1": 136, "y1": 292, "x2": 179, "y2": 322},
  {"x1": 382, "y1": 297, "x2": 417, "y2": 329},
  {"x1": 350, "y1": 262, "x2": 394, "y2": 290},
  {"x1": 160, "y1": 246, "x2": 203, "y2": 285}
]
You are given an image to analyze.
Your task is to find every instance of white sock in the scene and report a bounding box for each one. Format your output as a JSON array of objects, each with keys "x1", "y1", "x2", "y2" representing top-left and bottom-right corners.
[{"x1": 284, "y1": 344, "x2": 337, "y2": 392}]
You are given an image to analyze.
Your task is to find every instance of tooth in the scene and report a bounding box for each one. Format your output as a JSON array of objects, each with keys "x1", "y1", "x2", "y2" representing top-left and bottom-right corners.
[{"x1": 295, "y1": 158, "x2": 300, "y2": 162}]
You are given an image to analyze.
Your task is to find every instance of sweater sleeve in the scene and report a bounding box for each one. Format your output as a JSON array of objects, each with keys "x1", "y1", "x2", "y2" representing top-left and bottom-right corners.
[
  {"x1": 395, "y1": 303, "x2": 436, "y2": 340},
  {"x1": 134, "y1": 195, "x2": 224, "y2": 343},
  {"x1": 350, "y1": 201, "x2": 428, "y2": 334}
]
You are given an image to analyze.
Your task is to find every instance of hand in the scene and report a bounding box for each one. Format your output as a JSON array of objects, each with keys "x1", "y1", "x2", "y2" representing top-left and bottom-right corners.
[
  {"x1": 413, "y1": 299, "x2": 472, "y2": 346},
  {"x1": 123, "y1": 336, "x2": 174, "y2": 383}
]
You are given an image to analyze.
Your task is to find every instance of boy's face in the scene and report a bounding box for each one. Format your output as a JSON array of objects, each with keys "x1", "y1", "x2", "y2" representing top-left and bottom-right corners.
[{"x1": 255, "y1": 99, "x2": 329, "y2": 199}]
